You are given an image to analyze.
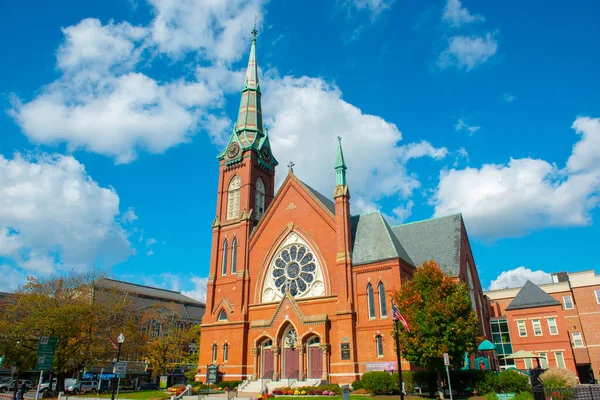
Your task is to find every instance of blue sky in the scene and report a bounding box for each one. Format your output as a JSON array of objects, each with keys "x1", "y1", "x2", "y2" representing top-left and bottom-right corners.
[{"x1": 1, "y1": 0, "x2": 599, "y2": 299}]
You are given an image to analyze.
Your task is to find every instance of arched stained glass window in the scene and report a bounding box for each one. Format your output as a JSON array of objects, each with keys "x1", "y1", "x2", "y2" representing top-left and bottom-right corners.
[
  {"x1": 222, "y1": 239, "x2": 228, "y2": 276},
  {"x1": 367, "y1": 283, "x2": 376, "y2": 319},
  {"x1": 231, "y1": 238, "x2": 237, "y2": 274},
  {"x1": 378, "y1": 282, "x2": 387, "y2": 318},
  {"x1": 255, "y1": 178, "x2": 266, "y2": 219},
  {"x1": 376, "y1": 335, "x2": 384, "y2": 357},
  {"x1": 227, "y1": 176, "x2": 241, "y2": 220},
  {"x1": 218, "y1": 309, "x2": 227, "y2": 321}
]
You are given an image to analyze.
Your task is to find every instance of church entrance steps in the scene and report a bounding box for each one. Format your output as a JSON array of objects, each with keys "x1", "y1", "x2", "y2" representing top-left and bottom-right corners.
[{"x1": 238, "y1": 379, "x2": 270, "y2": 394}]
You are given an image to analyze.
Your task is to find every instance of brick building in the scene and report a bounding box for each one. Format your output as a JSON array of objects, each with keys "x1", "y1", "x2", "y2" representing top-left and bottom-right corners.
[
  {"x1": 195, "y1": 30, "x2": 490, "y2": 386},
  {"x1": 486, "y1": 270, "x2": 600, "y2": 383}
]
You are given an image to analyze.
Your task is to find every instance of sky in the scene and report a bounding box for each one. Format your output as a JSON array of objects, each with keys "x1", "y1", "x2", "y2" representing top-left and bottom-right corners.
[{"x1": 1, "y1": 0, "x2": 599, "y2": 300}]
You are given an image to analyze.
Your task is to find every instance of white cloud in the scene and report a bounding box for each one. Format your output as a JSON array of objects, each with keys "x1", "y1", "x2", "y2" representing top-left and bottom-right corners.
[
  {"x1": 503, "y1": 93, "x2": 516, "y2": 102},
  {"x1": 182, "y1": 275, "x2": 209, "y2": 303},
  {"x1": 488, "y1": 267, "x2": 552, "y2": 290},
  {"x1": 0, "y1": 265, "x2": 28, "y2": 292},
  {"x1": 456, "y1": 118, "x2": 480, "y2": 135},
  {"x1": 438, "y1": 33, "x2": 498, "y2": 71},
  {"x1": 121, "y1": 207, "x2": 138, "y2": 223},
  {"x1": 433, "y1": 116, "x2": 600, "y2": 239},
  {"x1": 443, "y1": 0, "x2": 484, "y2": 28},
  {"x1": 262, "y1": 74, "x2": 447, "y2": 213},
  {"x1": 344, "y1": 0, "x2": 394, "y2": 17},
  {"x1": 0, "y1": 153, "x2": 134, "y2": 288},
  {"x1": 148, "y1": 0, "x2": 266, "y2": 61}
]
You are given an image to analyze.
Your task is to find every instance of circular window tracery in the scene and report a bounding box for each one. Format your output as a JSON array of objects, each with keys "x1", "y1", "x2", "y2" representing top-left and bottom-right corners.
[{"x1": 271, "y1": 244, "x2": 317, "y2": 297}]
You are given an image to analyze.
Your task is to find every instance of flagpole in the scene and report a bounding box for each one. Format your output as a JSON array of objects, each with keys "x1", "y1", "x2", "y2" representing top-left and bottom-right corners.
[{"x1": 394, "y1": 317, "x2": 405, "y2": 400}]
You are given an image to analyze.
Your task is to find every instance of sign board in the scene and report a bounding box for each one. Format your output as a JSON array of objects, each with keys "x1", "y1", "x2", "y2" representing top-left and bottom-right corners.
[
  {"x1": 159, "y1": 376, "x2": 168, "y2": 389},
  {"x1": 36, "y1": 336, "x2": 57, "y2": 370},
  {"x1": 114, "y1": 361, "x2": 127, "y2": 376},
  {"x1": 340, "y1": 343, "x2": 351, "y2": 360},
  {"x1": 496, "y1": 394, "x2": 515, "y2": 400},
  {"x1": 365, "y1": 362, "x2": 397, "y2": 372},
  {"x1": 206, "y1": 364, "x2": 219, "y2": 385},
  {"x1": 341, "y1": 385, "x2": 350, "y2": 400},
  {"x1": 443, "y1": 353, "x2": 450, "y2": 366}
]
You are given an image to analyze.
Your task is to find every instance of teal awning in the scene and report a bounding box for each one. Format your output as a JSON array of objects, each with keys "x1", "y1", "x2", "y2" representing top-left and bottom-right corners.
[{"x1": 478, "y1": 340, "x2": 497, "y2": 351}]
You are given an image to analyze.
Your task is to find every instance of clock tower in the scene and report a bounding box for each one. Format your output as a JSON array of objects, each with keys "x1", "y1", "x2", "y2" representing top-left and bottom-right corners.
[{"x1": 204, "y1": 27, "x2": 277, "y2": 325}]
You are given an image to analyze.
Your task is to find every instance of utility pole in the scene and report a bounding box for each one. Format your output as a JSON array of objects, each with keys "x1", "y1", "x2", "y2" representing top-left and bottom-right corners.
[{"x1": 111, "y1": 334, "x2": 125, "y2": 400}]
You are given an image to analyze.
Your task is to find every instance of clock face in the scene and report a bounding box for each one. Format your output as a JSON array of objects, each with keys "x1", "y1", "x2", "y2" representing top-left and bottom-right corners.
[
  {"x1": 227, "y1": 143, "x2": 240, "y2": 159},
  {"x1": 261, "y1": 147, "x2": 271, "y2": 162}
]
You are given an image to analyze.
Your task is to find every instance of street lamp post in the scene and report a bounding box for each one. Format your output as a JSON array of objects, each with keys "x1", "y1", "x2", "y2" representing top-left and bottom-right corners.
[{"x1": 110, "y1": 334, "x2": 125, "y2": 400}]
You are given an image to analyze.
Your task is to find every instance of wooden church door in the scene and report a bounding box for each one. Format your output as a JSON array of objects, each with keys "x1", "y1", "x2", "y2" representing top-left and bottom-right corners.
[
  {"x1": 309, "y1": 347, "x2": 322, "y2": 378},
  {"x1": 284, "y1": 347, "x2": 299, "y2": 379},
  {"x1": 262, "y1": 348, "x2": 274, "y2": 379}
]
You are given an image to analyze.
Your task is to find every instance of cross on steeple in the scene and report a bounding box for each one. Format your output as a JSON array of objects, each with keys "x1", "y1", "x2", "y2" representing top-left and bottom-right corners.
[{"x1": 288, "y1": 161, "x2": 295, "y2": 173}]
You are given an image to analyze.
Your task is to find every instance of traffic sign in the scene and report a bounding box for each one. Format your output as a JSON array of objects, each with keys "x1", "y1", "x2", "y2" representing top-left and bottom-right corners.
[
  {"x1": 443, "y1": 352, "x2": 450, "y2": 366},
  {"x1": 36, "y1": 336, "x2": 57, "y2": 370},
  {"x1": 114, "y1": 361, "x2": 127, "y2": 376}
]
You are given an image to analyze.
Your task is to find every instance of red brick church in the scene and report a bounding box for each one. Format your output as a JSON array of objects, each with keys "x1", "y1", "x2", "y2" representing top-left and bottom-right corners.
[{"x1": 196, "y1": 30, "x2": 490, "y2": 386}]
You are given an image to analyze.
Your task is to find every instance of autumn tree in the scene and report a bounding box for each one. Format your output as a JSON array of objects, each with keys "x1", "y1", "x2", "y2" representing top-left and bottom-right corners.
[
  {"x1": 0, "y1": 272, "x2": 143, "y2": 390},
  {"x1": 141, "y1": 303, "x2": 197, "y2": 379},
  {"x1": 392, "y1": 261, "x2": 481, "y2": 396}
]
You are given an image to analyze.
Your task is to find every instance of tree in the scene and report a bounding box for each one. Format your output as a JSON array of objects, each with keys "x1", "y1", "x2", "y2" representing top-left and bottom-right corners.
[
  {"x1": 392, "y1": 261, "x2": 481, "y2": 396},
  {"x1": 0, "y1": 272, "x2": 143, "y2": 390}
]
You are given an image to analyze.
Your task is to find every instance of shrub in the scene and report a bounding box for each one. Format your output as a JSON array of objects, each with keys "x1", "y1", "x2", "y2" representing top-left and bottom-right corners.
[
  {"x1": 513, "y1": 392, "x2": 534, "y2": 400},
  {"x1": 485, "y1": 392, "x2": 499, "y2": 400},
  {"x1": 498, "y1": 370, "x2": 530, "y2": 393},
  {"x1": 353, "y1": 389, "x2": 369, "y2": 395},
  {"x1": 361, "y1": 371, "x2": 396, "y2": 395},
  {"x1": 476, "y1": 372, "x2": 500, "y2": 394},
  {"x1": 220, "y1": 381, "x2": 243, "y2": 390},
  {"x1": 351, "y1": 380, "x2": 364, "y2": 391},
  {"x1": 540, "y1": 368, "x2": 578, "y2": 389}
]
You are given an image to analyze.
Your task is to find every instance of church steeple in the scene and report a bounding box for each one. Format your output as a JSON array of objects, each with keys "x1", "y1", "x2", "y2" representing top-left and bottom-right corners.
[
  {"x1": 235, "y1": 25, "x2": 263, "y2": 143},
  {"x1": 335, "y1": 136, "x2": 347, "y2": 186}
]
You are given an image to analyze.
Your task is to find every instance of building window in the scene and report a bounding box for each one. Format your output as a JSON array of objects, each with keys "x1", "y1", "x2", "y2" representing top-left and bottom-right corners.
[
  {"x1": 375, "y1": 335, "x2": 384, "y2": 357},
  {"x1": 572, "y1": 332, "x2": 584, "y2": 348},
  {"x1": 378, "y1": 282, "x2": 387, "y2": 318},
  {"x1": 595, "y1": 290, "x2": 600, "y2": 304},
  {"x1": 538, "y1": 352, "x2": 548, "y2": 369},
  {"x1": 555, "y1": 352, "x2": 565, "y2": 368},
  {"x1": 231, "y1": 238, "x2": 237, "y2": 274},
  {"x1": 223, "y1": 344, "x2": 229, "y2": 363},
  {"x1": 218, "y1": 309, "x2": 227, "y2": 321},
  {"x1": 490, "y1": 319, "x2": 515, "y2": 369},
  {"x1": 212, "y1": 344, "x2": 218, "y2": 363},
  {"x1": 517, "y1": 321, "x2": 527, "y2": 337},
  {"x1": 222, "y1": 239, "x2": 228, "y2": 276},
  {"x1": 524, "y1": 358, "x2": 534, "y2": 369},
  {"x1": 367, "y1": 283, "x2": 376, "y2": 319},
  {"x1": 532, "y1": 319, "x2": 542, "y2": 336},
  {"x1": 227, "y1": 176, "x2": 241, "y2": 220},
  {"x1": 563, "y1": 296, "x2": 574, "y2": 310},
  {"x1": 547, "y1": 318, "x2": 558, "y2": 335},
  {"x1": 255, "y1": 178, "x2": 266, "y2": 219}
]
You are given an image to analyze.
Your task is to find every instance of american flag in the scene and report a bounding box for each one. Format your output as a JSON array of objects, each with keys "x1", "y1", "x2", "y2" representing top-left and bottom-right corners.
[{"x1": 392, "y1": 303, "x2": 411, "y2": 332}]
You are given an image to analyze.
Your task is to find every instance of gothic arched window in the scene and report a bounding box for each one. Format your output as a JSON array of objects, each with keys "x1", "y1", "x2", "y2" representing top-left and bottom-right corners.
[
  {"x1": 212, "y1": 344, "x2": 218, "y2": 363},
  {"x1": 218, "y1": 309, "x2": 227, "y2": 321},
  {"x1": 375, "y1": 335, "x2": 384, "y2": 357},
  {"x1": 227, "y1": 176, "x2": 241, "y2": 220},
  {"x1": 222, "y1": 239, "x2": 228, "y2": 276},
  {"x1": 378, "y1": 282, "x2": 387, "y2": 318},
  {"x1": 223, "y1": 343, "x2": 229, "y2": 362},
  {"x1": 231, "y1": 238, "x2": 237, "y2": 274},
  {"x1": 367, "y1": 283, "x2": 376, "y2": 319},
  {"x1": 255, "y1": 178, "x2": 266, "y2": 219}
]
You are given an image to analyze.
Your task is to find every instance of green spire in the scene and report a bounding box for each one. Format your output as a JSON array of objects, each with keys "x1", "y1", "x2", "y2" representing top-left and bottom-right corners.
[
  {"x1": 234, "y1": 25, "x2": 263, "y2": 144},
  {"x1": 335, "y1": 136, "x2": 347, "y2": 185}
]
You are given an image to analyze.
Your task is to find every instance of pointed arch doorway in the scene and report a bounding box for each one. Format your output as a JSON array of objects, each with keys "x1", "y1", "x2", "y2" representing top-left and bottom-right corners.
[
  {"x1": 261, "y1": 339, "x2": 274, "y2": 379},
  {"x1": 307, "y1": 336, "x2": 323, "y2": 379},
  {"x1": 282, "y1": 326, "x2": 299, "y2": 379}
]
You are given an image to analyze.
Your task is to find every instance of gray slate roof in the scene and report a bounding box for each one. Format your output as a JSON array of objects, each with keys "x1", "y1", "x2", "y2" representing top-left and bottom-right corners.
[
  {"x1": 506, "y1": 280, "x2": 560, "y2": 310},
  {"x1": 351, "y1": 211, "x2": 414, "y2": 266},
  {"x1": 301, "y1": 181, "x2": 336, "y2": 215},
  {"x1": 97, "y1": 278, "x2": 205, "y2": 306},
  {"x1": 391, "y1": 214, "x2": 463, "y2": 276}
]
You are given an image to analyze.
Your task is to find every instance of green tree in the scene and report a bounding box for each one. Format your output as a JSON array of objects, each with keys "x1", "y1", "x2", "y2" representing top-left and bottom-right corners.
[{"x1": 392, "y1": 261, "x2": 481, "y2": 396}]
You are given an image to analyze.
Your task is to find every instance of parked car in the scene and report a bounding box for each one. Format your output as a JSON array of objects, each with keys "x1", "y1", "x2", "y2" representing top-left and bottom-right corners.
[
  {"x1": 138, "y1": 382, "x2": 159, "y2": 391},
  {"x1": 36, "y1": 379, "x2": 57, "y2": 393},
  {"x1": 0, "y1": 380, "x2": 34, "y2": 393},
  {"x1": 66, "y1": 380, "x2": 98, "y2": 394}
]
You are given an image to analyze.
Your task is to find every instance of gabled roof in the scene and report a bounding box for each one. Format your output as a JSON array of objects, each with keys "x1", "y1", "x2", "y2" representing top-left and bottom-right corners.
[
  {"x1": 351, "y1": 211, "x2": 414, "y2": 266},
  {"x1": 299, "y1": 180, "x2": 336, "y2": 215},
  {"x1": 391, "y1": 214, "x2": 462, "y2": 276},
  {"x1": 506, "y1": 280, "x2": 561, "y2": 311}
]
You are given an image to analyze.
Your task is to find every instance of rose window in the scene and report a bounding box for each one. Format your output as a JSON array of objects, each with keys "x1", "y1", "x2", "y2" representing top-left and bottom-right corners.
[{"x1": 272, "y1": 245, "x2": 317, "y2": 296}]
